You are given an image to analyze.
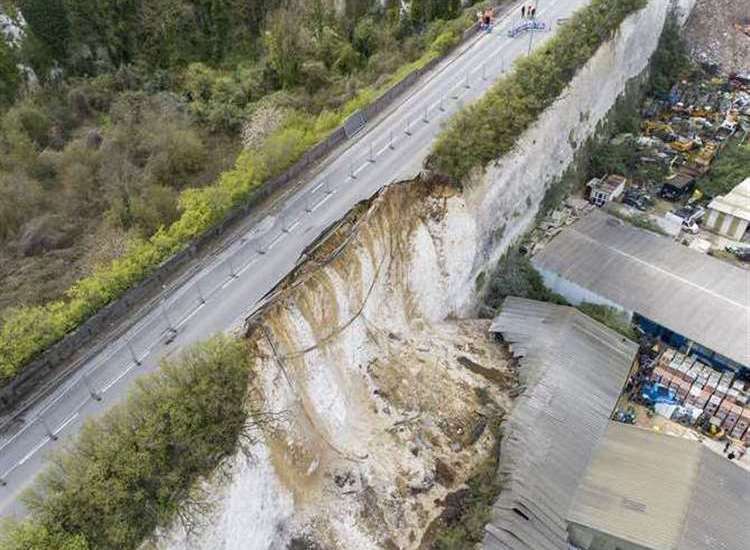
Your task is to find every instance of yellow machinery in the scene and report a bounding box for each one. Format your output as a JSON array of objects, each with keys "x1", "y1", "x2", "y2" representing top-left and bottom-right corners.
[
  {"x1": 670, "y1": 139, "x2": 695, "y2": 153},
  {"x1": 642, "y1": 120, "x2": 673, "y2": 137},
  {"x1": 701, "y1": 417, "x2": 725, "y2": 440}
]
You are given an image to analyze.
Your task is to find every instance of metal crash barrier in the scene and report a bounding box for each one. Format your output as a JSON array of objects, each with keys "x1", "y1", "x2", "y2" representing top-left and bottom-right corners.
[{"x1": 507, "y1": 19, "x2": 547, "y2": 38}]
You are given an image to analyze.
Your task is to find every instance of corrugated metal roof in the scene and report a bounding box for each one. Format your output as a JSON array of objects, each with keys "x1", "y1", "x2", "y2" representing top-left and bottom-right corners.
[
  {"x1": 532, "y1": 210, "x2": 750, "y2": 367},
  {"x1": 678, "y1": 445, "x2": 750, "y2": 550},
  {"x1": 484, "y1": 298, "x2": 637, "y2": 550},
  {"x1": 708, "y1": 178, "x2": 750, "y2": 222},
  {"x1": 568, "y1": 422, "x2": 750, "y2": 550}
]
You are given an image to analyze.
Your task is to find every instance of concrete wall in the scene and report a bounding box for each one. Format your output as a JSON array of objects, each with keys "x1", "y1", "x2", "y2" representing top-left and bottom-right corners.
[{"x1": 455, "y1": 0, "x2": 697, "y2": 312}]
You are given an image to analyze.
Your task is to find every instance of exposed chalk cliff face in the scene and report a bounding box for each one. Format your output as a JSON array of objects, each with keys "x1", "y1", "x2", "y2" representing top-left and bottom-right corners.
[
  {"x1": 159, "y1": 180, "x2": 515, "y2": 549},
  {"x1": 461, "y1": 0, "x2": 697, "y2": 306},
  {"x1": 158, "y1": 1, "x2": 697, "y2": 548}
]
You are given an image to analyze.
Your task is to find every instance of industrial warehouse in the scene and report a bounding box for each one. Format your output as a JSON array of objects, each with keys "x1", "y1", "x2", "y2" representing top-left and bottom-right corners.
[
  {"x1": 484, "y1": 298, "x2": 750, "y2": 550},
  {"x1": 532, "y1": 210, "x2": 750, "y2": 372}
]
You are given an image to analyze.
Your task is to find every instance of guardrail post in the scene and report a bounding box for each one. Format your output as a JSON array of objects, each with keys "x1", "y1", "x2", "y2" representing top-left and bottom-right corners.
[
  {"x1": 40, "y1": 416, "x2": 58, "y2": 441},
  {"x1": 161, "y1": 300, "x2": 175, "y2": 329},
  {"x1": 127, "y1": 341, "x2": 142, "y2": 366},
  {"x1": 228, "y1": 257, "x2": 239, "y2": 277},
  {"x1": 83, "y1": 374, "x2": 102, "y2": 402}
]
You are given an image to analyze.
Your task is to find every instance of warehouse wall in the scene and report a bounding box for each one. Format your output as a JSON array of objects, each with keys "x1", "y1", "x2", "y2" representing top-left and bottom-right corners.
[{"x1": 534, "y1": 267, "x2": 634, "y2": 317}]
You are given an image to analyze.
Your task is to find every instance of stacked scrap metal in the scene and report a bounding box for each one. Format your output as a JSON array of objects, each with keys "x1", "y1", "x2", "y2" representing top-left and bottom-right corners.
[
  {"x1": 632, "y1": 75, "x2": 750, "y2": 201},
  {"x1": 484, "y1": 298, "x2": 637, "y2": 550}
]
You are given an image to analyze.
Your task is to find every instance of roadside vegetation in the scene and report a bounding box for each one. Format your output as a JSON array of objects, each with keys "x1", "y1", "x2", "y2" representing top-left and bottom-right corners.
[
  {"x1": 0, "y1": 0, "x2": 489, "y2": 382},
  {"x1": 0, "y1": 336, "x2": 254, "y2": 550},
  {"x1": 429, "y1": 0, "x2": 648, "y2": 180}
]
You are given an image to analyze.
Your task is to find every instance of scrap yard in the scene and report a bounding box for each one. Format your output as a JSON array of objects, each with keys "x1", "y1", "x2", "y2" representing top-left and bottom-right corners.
[{"x1": 597, "y1": 71, "x2": 750, "y2": 262}]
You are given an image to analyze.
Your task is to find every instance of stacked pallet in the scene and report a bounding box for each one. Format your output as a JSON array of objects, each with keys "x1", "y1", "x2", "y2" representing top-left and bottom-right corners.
[{"x1": 650, "y1": 348, "x2": 750, "y2": 443}]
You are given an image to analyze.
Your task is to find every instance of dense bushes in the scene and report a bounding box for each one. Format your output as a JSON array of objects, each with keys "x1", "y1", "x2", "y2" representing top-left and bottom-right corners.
[
  {"x1": 482, "y1": 249, "x2": 567, "y2": 313},
  {"x1": 0, "y1": 55, "x2": 418, "y2": 380},
  {"x1": 0, "y1": 39, "x2": 19, "y2": 107},
  {"x1": 698, "y1": 140, "x2": 750, "y2": 198},
  {"x1": 0, "y1": 336, "x2": 252, "y2": 550},
  {"x1": 578, "y1": 302, "x2": 637, "y2": 341},
  {"x1": 648, "y1": 12, "x2": 690, "y2": 96},
  {"x1": 430, "y1": 0, "x2": 648, "y2": 180}
]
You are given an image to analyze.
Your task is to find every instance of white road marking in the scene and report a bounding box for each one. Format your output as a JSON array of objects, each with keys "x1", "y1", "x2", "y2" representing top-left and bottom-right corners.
[
  {"x1": 267, "y1": 234, "x2": 283, "y2": 251},
  {"x1": 54, "y1": 412, "x2": 79, "y2": 435},
  {"x1": 221, "y1": 277, "x2": 236, "y2": 290},
  {"x1": 18, "y1": 438, "x2": 48, "y2": 466},
  {"x1": 311, "y1": 193, "x2": 333, "y2": 213},
  {"x1": 286, "y1": 219, "x2": 301, "y2": 233},
  {"x1": 102, "y1": 362, "x2": 136, "y2": 393}
]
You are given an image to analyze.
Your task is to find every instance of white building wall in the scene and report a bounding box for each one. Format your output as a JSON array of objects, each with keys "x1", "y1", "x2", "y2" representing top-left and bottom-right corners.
[{"x1": 535, "y1": 266, "x2": 634, "y2": 319}]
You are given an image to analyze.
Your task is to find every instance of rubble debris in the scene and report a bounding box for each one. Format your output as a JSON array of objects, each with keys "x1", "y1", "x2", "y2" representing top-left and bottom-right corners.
[{"x1": 684, "y1": 0, "x2": 750, "y2": 74}]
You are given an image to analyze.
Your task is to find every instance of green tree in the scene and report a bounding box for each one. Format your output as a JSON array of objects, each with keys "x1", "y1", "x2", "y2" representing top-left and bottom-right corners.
[
  {"x1": 0, "y1": 39, "x2": 19, "y2": 108},
  {"x1": 698, "y1": 141, "x2": 750, "y2": 198},
  {"x1": 0, "y1": 521, "x2": 88, "y2": 550},
  {"x1": 263, "y1": 6, "x2": 307, "y2": 88},
  {"x1": 648, "y1": 12, "x2": 689, "y2": 95},
  {"x1": 18, "y1": 0, "x2": 71, "y2": 60},
  {"x1": 13, "y1": 336, "x2": 252, "y2": 549},
  {"x1": 411, "y1": 0, "x2": 461, "y2": 25}
]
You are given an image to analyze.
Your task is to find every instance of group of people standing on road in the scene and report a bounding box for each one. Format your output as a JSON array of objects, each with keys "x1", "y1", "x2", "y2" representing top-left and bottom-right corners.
[{"x1": 521, "y1": 4, "x2": 537, "y2": 19}]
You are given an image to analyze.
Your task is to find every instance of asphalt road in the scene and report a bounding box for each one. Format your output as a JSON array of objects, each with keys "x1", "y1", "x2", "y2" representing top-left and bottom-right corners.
[{"x1": 0, "y1": 0, "x2": 588, "y2": 517}]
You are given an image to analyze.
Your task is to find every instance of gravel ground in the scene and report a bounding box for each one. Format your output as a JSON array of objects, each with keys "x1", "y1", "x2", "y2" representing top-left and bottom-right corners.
[{"x1": 683, "y1": 0, "x2": 750, "y2": 74}]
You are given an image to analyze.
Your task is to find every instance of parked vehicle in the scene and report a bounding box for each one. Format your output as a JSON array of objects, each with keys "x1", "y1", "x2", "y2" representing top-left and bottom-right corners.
[
  {"x1": 673, "y1": 204, "x2": 705, "y2": 225},
  {"x1": 726, "y1": 244, "x2": 750, "y2": 262},
  {"x1": 622, "y1": 189, "x2": 653, "y2": 211}
]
